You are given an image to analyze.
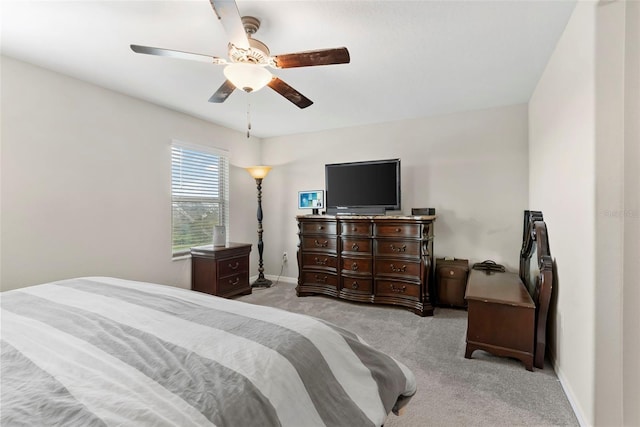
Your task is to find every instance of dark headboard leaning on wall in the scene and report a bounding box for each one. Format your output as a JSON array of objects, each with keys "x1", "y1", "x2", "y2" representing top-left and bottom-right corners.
[{"x1": 519, "y1": 210, "x2": 553, "y2": 370}]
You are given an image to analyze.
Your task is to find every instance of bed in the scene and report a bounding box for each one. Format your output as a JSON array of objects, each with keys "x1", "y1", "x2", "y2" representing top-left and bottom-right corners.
[{"x1": 0, "y1": 276, "x2": 416, "y2": 426}]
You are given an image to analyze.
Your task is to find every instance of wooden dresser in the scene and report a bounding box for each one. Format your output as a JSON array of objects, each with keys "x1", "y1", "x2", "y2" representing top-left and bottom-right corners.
[
  {"x1": 190, "y1": 243, "x2": 252, "y2": 298},
  {"x1": 296, "y1": 215, "x2": 436, "y2": 316}
]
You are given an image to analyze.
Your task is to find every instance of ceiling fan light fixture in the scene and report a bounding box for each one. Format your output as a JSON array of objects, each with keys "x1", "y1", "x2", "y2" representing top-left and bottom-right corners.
[{"x1": 224, "y1": 63, "x2": 272, "y2": 93}]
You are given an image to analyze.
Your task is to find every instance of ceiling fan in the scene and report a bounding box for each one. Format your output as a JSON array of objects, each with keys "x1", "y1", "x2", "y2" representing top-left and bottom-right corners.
[{"x1": 130, "y1": 0, "x2": 350, "y2": 109}]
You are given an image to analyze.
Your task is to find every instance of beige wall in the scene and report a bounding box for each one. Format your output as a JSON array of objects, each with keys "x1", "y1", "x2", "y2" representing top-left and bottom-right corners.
[
  {"x1": 0, "y1": 56, "x2": 260, "y2": 290},
  {"x1": 594, "y1": 1, "x2": 625, "y2": 423},
  {"x1": 529, "y1": 3, "x2": 596, "y2": 422},
  {"x1": 0, "y1": 57, "x2": 530, "y2": 292},
  {"x1": 529, "y1": 1, "x2": 639, "y2": 425},
  {"x1": 260, "y1": 104, "x2": 529, "y2": 281},
  {"x1": 623, "y1": 0, "x2": 640, "y2": 424}
]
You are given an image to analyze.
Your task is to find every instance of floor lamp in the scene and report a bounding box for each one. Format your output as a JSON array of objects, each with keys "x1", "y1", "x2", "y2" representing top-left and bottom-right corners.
[{"x1": 246, "y1": 166, "x2": 272, "y2": 288}]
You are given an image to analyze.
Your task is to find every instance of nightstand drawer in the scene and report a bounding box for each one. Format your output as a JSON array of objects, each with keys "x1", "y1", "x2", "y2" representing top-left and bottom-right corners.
[
  {"x1": 218, "y1": 272, "x2": 250, "y2": 295},
  {"x1": 438, "y1": 266, "x2": 467, "y2": 280},
  {"x1": 219, "y1": 256, "x2": 249, "y2": 277}
]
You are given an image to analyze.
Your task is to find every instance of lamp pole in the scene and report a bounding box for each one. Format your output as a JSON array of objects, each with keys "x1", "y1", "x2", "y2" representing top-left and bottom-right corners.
[{"x1": 246, "y1": 166, "x2": 272, "y2": 288}]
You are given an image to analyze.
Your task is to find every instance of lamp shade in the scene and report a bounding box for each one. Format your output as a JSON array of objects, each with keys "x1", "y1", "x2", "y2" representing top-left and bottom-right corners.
[
  {"x1": 246, "y1": 166, "x2": 272, "y2": 179},
  {"x1": 224, "y1": 63, "x2": 272, "y2": 93}
]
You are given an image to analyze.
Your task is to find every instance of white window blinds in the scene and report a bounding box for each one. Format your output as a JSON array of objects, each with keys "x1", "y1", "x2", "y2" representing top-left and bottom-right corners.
[{"x1": 171, "y1": 141, "x2": 229, "y2": 257}]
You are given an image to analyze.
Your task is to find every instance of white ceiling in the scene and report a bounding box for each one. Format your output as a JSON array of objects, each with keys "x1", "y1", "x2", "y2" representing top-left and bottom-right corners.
[{"x1": 1, "y1": 0, "x2": 576, "y2": 139}]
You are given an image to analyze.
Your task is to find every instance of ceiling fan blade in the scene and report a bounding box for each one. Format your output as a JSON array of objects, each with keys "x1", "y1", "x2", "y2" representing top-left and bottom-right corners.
[
  {"x1": 208, "y1": 80, "x2": 236, "y2": 103},
  {"x1": 267, "y1": 77, "x2": 313, "y2": 109},
  {"x1": 272, "y1": 47, "x2": 350, "y2": 69},
  {"x1": 209, "y1": 0, "x2": 250, "y2": 50},
  {"x1": 130, "y1": 44, "x2": 226, "y2": 64}
]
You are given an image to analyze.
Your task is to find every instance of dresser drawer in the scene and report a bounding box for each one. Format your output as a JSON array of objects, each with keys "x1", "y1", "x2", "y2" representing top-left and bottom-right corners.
[
  {"x1": 374, "y1": 240, "x2": 421, "y2": 257},
  {"x1": 301, "y1": 221, "x2": 337, "y2": 235},
  {"x1": 218, "y1": 256, "x2": 249, "y2": 277},
  {"x1": 301, "y1": 253, "x2": 338, "y2": 271},
  {"x1": 374, "y1": 223, "x2": 421, "y2": 238},
  {"x1": 375, "y1": 259, "x2": 421, "y2": 280},
  {"x1": 301, "y1": 236, "x2": 338, "y2": 252},
  {"x1": 301, "y1": 271, "x2": 338, "y2": 287},
  {"x1": 375, "y1": 279, "x2": 421, "y2": 299},
  {"x1": 341, "y1": 238, "x2": 372, "y2": 255},
  {"x1": 341, "y1": 276, "x2": 373, "y2": 293},
  {"x1": 340, "y1": 222, "x2": 372, "y2": 236},
  {"x1": 217, "y1": 272, "x2": 250, "y2": 295},
  {"x1": 341, "y1": 256, "x2": 373, "y2": 275}
]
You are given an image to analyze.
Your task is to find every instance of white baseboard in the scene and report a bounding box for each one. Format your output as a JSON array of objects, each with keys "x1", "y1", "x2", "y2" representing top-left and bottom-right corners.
[
  {"x1": 249, "y1": 275, "x2": 297, "y2": 285},
  {"x1": 548, "y1": 347, "x2": 590, "y2": 426}
]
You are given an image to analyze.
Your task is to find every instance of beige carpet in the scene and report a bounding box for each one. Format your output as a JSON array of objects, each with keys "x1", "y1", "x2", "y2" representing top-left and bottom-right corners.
[{"x1": 238, "y1": 281, "x2": 579, "y2": 427}]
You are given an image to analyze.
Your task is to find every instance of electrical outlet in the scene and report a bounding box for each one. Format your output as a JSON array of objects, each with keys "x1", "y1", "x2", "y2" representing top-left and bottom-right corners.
[{"x1": 283, "y1": 252, "x2": 288, "y2": 263}]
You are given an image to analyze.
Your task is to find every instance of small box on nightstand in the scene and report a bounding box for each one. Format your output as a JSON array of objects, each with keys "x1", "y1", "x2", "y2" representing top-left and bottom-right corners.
[{"x1": 436, "y1": 258, "x2": 469, "y2": 308}]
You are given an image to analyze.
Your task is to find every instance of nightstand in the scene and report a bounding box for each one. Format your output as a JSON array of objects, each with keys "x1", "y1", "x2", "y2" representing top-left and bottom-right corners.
[
  {"x1": 436, "y1": 258, "x2": 469, "y2": 308},
  {"x1": 190, "y1": 243, "x2": 252, "y2": 298}
]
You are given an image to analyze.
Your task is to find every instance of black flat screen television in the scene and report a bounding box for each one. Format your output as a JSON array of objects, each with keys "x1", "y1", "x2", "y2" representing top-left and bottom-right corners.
[{"x1": 325, "y1": 159, "x2": 401, "y2": 215}]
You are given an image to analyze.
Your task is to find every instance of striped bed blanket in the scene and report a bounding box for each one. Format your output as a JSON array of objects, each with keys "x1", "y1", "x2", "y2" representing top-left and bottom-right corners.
[{"x1": 1, "y1": 277, "x2": 416, "y2": 426}]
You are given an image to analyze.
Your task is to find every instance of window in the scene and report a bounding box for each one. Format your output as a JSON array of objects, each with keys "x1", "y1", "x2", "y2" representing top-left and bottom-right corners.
[{"x1": 171, "y1": 141, "x2": 229, "y2": 257}]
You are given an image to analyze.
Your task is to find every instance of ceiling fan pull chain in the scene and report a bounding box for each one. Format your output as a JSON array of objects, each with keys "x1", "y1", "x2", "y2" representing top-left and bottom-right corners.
[{"x1": 246, "y1": 93, "x2": 252, "y2": 138}]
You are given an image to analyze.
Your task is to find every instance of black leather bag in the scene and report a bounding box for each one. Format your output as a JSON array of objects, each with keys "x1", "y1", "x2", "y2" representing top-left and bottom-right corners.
[{"x1": 472, "y1": 260, "x2": 506, "y2": 274}]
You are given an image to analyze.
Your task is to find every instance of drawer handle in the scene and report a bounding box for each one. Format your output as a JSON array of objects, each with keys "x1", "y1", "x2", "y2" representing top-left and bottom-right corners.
[
  {"x1": 449, "y1": 270, "x2": 455, "y2": 276},
  {"x1": 351, "y1": 281, "x2": 359, "y2": 290},
  {"x1": 314, "y1": 274, "x2": 328, "y2": 283},
  {"x1": 395, "y1": 228, "x2": 402, "y2": 233},
  {"x1": 351, "y1": 243, "x2": 359, "y2": 251},
  {"x1": 318, "y1": 225, "x2": 324, "y2": 230},
  {"x1": 390, "y1": 264, "x2": 407, "y2": 273},
  {"x1": 229, "y1": 277, "x2": 240, "y2": 286},
  {"x1": 351, "y1": 262, "x2": 359, "y2": 271},
  {"x1": 228, "y1": 262, "x2": 240, "y2": 270},
  {"x1": 390, "y1": 284, "x2": 407, "y2": 294},
  {"x1": 390, "y1": 244, "x2": 407, "y2": 252},
  {"x1": 314, "y1": 257, "x2": 328, "y2": 266},
  {"x1": 314, "y1": 239, "x2": 328, "y2": 248}
]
